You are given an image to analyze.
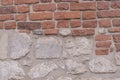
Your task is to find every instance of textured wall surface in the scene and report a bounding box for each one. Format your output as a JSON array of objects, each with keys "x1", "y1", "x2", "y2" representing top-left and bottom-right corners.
[{"x1": 0, "y1": 0, "x2": 120, "y2": 80}]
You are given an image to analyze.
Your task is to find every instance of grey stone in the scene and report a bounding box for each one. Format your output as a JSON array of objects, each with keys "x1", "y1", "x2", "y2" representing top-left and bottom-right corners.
[
  {"x1": 57, "y1": 76, "x2": 73, "y2": 80},
  {"x1": 0, "y1": 61, "x2": 25, "y2": 80},
  {"x1": 115, "y1": 52, "x2": 120, "y2": 65},
  {"x1": 59, "y1": 28, "x2": 71, "y2": 36},
  {"x1": 64, "y1": 37, "x2": 93, "y2": 56},
  {"x1": 0, "y1": 32, "x2": 8, "y2": 59},
  {"x1": 28, "y1": 61, "x2": 58, "y2": 79},
  {"x1": 32, "y1": 29, "x2": 43, "y2": 35},
  {"x1": 65, "y1": 59, "x2": 87, "y2": 74},
  {"x1": 34, "y1": 37, "x2": 62, "y2": 59},
  {"x1": 9, "y1": 32, "x2": 31, "y2": 59},
  {"x1": 89, "y1": 57, "x2": 116, "y2": 73},
  {"x1": 81, "y1": 77, "x2": 102, "y2": 80}
]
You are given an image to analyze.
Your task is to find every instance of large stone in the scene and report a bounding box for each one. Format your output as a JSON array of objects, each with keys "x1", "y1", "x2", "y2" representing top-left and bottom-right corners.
[
  {"x1": 115, "y1": 52, "x2": 120, "y2": 65},
  {"x1": 65, "y1": 59, "x2": 87, "y2": 74},
  {"x1": 81, "y1": 77, "x2": 102, "y2": 80},
  {"x1": 28, "y1": 61, "x2": 58, "y2": 79},
  {"x1": 59, "y1": 28, "x2": 71, "y2": 36},
  {"x1": 0, "y1": 61, "x2": 25, "y2": 80},
  {"x1": 64, "y1": 37, "x2": 93, "y2": 56},
  {"x1": 0, "y1": 32, "x2": 8, "y2": 59},
  {"x1": 34, "y1": 37, "x2": 62, "y2": 59},
  {"x1": 89, "y1": 57, "x2": 116, "y2": 73},
  {"x1": 57, "y1": 76, "x2": 72, "y2": 80},
  {"x1": 9, "y1": 32, "x2": 31, "y2": 59}
]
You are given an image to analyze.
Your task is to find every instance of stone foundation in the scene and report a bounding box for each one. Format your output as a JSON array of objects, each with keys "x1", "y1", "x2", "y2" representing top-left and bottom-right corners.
[{"x1": 0, "y1": 30, "x2": 119, "y2": 80}]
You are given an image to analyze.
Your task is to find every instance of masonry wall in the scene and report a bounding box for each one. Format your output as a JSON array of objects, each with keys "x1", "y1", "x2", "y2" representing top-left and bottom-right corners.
[{"x1": 0, "y1": 0, "x2": 120, "y2": 80}]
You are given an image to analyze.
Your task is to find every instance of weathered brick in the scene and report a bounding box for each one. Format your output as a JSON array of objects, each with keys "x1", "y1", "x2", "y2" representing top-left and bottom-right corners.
[
  {"x1": 0, "y1": 14, "x2": 14, "y2": 21},
  {"x1": 18, "y1": 22, "x2": 41, "y2": 30},
  {"x1": 83, "y1": 20, "x2": 97, "y2": 28},
  {"x1": 95, "y1": 48, "x2": 109, "y2": 55},
  {"x1": 55, "y1": 0, "x2": 78, "y2": 2},
  {"x1": 17, "y1": 5, "x2": 29, "y2": 13},
  {"x1": 4, "y1": 21, "x2": 16, "y2": 29},
  {"x1": 41, "y1": 21, "x2": 55, "y2": 29},
  {"x1": 115, "y1": 44, "x2": 120, "y2": 52},
  {"x1": 82, "y1": 11, "x2": 96, "y2": 20},
  {"x1": 55, "y1": 12, "x2": 81, "y2": 20},
  {"x1": 113, "y1": 35, "x2": 120, "y2": 43},
  {"x1": 96, "y1": 41, "x2": 111, "y2": 48},
  {"x1": 29, "y1": 12, "x2": 53, "y2": 20},
  {"x1": 40, "y1": 0, "x2": 52, "y2": 2},
  {"x1": 108, "y1": 28, "x2": 120, "y2": 33},
  {"x1": 111, "y1": 1, "x2": 120, "y2": 9},
  {"x1": 1, "y1": 0, "x2": 13, "y2": 5},
  {"x1": 113, "y1": 19, "x2": 120, "y2": 27},
  {"x1": 97, "y1": 1, "x2": 109, "y2": 10},
  {"x1": 57, "y1": 20, "x2": 69, "y2": 28},
  {"x1": 0, "y1": 6, "x2": 16, "y2": 14},
  {"x1": 72, "y1": 28, "x2": 95, "y2": 36},
  {"x1": 57, "y1": 3, "x2": 69, "y2": 10},
  {"x1": 33, "y1": 4, "x2": 56, "y2": 11},
  {"x1": 70, "y1": 20, "x2": 81, "y2": 28},
  {"x1": 15, "y1": 14, "x2": 26, "y2": 21},
  {"x1": 95, "y1": 35, "x2": 111, "y2": 41},
  {"x1": 99, "y1": 19, "x2": 111, "y2": 28},
  {"x1": 0, "y1": 22, "x2": 3, "y2": 29},
  {"x1": 44, "y1": 29, "x2": 59, "y2": 35},
  {"x1": 70, "y1": 2, "x2": 96, "y2": 11},
  {"x1": 15, "y1": 0, "x2": 39, "y2": 4}
]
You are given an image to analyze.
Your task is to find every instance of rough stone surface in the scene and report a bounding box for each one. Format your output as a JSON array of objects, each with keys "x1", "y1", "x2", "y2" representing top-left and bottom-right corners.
[
  {"x1": 0, "y1": 61, "x2": 25, "y2": 80},
  {"x1": 0, "y1": 32, "x2": 8, "y2": 59},
  {"x1": 34, "y1": 37, "x2": 62, "y2": 59},
  {"x1": 59, "y1": 28, "x2": 71, "y2": 36},
  {"x1": 28, "y1": 61, "x2": 58, "y2": 79},
  {"x1": 9, "y1": 32, "x2": 31, "y2": 59},
  {"x1": 115, "y1": 52, "x2": 120, "y2": 65},
  {"x1": 89, "y1": 57, "x2": 116, "y2": 73},
  {"x1": 65, "y1": 59, "x2": 87, "y2": 74},
  {"x1": 64, "y1": 37, "x2": 93, "y2": 56},
  {"x1": 57, "y1": 76, "x2": 73, "y2": 80}
]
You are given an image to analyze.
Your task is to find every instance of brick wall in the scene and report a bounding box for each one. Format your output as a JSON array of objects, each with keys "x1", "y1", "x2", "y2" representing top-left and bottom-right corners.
[{"x1": 0, "y1": 0, "x2": 120, "y2": 55}]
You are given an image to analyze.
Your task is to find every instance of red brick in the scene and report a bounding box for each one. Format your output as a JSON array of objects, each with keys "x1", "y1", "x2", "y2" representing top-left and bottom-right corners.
[
  {"x1": 83, "y1": 20, "x2": 97, "y2": 28},
  {"x1": 55, "y1": 0, "x2": 78, "y2": 2},
  {"x1": 18, "y1": 29, "x2": 30, "y2": 33},
  {"x1": 70, "y1": 2, "x2": 96, "y2": 11},
  {"x1": 57, "y1": 3, "x2": 69, "y2": 10},
  {"x1": 44, "y1": 29, "x2": 59, "y2": 35},
  {"x1": 82, "y1": 11, "x2": 96, "y2": 20},
  {"x1": 57, "y1": 20, "x2": 69, "y2": 28},
  {"x1": 40, "y1": 0, "x2": 52, "y2": 2},
  {"x1": 99, "y1": 19, "x2": 111, "y2": 28},
  {"x1": 15, "y1": 14, "x2": 26, "y2": 21},
  {"x1": 1, "y1": 0, "x2": 13, "y2": 5},
  {"x1": 18, "y1": 22, "x2": 41, "y2": 30},
  {"x1": 17, "y1": 5, "x2": 29, "y2": 13},
  {"x1": 55, "y1": 12, "x2": 81, "y2": 20},
  {"x1": 95, "y1": 35, "x2": 111, "y2": 41},
  {"x1": 33, "y1": 4, "x2": 56, "y2": 11},
  {"x1": 111, "y1": 1, "x2": 120, "y2": 9},
  {"x1": 41, "y1": 21, "x2": 55, "y2": 29},
  {"x1": 113, "y1": 19, "x2": 120, "y2": 27},
  {"x1": 108, "y1": 28, "x2": 120, "y2": 33},
  {"x1": 0, "y1": 14, "x2": 14, "y2": 21},
  {"x1": 95, "y1": 48, "x2": 109, "y2": 55},
  {"x1": 110, "y1": 10, "x2": 120, "y2": 18},
  {"x1": 72, "y1": 28, "x2": 95, "y2": 36},
  {"x1": 96, "y1": 41, "x2": 111, "y2": 48},
  {"x1": 4, "y1": 21, "x2": 16, "y2": 29},
  {"x1": 0, "y1": 22, "x2": 3, "y2": 29},
  {"x1": 0, "y1": 6, "x2": 16, "y2": 14},
  {"x1": 115, "y1": 44, "x2": 120, "y2": 52},
  {"x1": 97, "y1": 1, "x2": 109, "y2": 10},
  {"x1": 15, "y1": 0, "x2": 39, "y2": 4},
  {"x1": 29, "y1": 12, "x2": 53, "y2": 20},
  {"x1": 113, "y1": 35, "x2": 120, "y2": 43},
  {"x1": 70, "y1": 20, "x2": 81, "y2": 28}
]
